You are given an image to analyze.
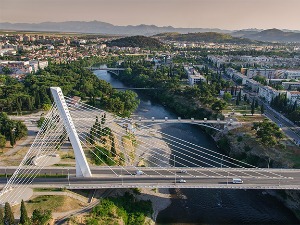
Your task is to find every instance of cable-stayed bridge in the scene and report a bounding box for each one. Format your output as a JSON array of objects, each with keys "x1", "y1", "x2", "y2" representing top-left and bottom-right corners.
[{"x1": 0, "y1": 87, "x2": 299, "y2": 205}]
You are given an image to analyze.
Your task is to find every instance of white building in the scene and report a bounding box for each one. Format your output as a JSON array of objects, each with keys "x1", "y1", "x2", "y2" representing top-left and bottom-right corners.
[
  {"x1": 246, "y1": 68, "x2": 276, "y2": 79},
  {"x1": 258, "y1": 85, "x2": 282, "y2": 103},
  {"x1": 188, "y1": 74, "x2": 206, "y2": 85},
  {"x1": 282, "y1": 82, "x2": 300, "y2": 90},
  {"x1": 185, "y1": 66, "x2": 206, "y2": 86},
  {"x1": 285, "y1": 70, "x2": 300, "y2": 80},
  {"x1": 287, "y1": 91, "x2": 300, "y2": 104}
]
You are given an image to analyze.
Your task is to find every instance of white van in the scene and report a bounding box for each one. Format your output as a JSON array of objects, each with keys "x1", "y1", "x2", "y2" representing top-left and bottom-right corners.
[
  {"x1": 232, "y1": 178, "x2": 243, "y2": 184},
  {"x1": 135, "y1": 170, "x2": 144, "y2": 175}
]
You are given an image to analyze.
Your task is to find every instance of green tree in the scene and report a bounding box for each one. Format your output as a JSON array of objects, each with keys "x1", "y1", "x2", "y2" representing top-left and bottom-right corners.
[
  {"x1": 223, "y1": 92, "x2": 232, "y2": 102},
  {"x1": 9, "y1": 130, "x2": 16, "y2": 147},
  {"x1": 260, "y1": 104, "x2": 265, "y2": 115},
  {"x1": 20, "y1": 200, "x2": 29, "y2": 225},
  {"x1": 252, "y1": 119, "x2": 284, "y2": 146},
  {"x1": 37, "y1": 117, "x2": 45, "y2": 128},
  {"x1": 0, "y1": 134, "x2": 6, "y2": 153},
  {"x1": 238, "y1": 91, "x2": 242, "y2": 101},
  {"x1": 251, "y1": 99, "x2": 255, "y2": 115},
  {"x1": 0, "y1": 207, "x2": 4, "y2": 225},
  {"x1": 4, "y1": 202, "x2": 14, "y2": 225},
  {"x1": 211, "y1": 100, "x2": 226, "y2": 113},
  {"x1": 255, "y1": 99, "x2": 259, "y2": 108},
  {"x1": 31, "y1": 209, "x2": 52, "y2": 225}
]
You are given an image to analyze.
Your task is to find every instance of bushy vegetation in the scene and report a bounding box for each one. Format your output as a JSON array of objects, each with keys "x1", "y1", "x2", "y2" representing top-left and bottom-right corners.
[
  {"x1": 86, "y1": 192, "x2": 153, "y2": 225},
  {"x1": 0, "y1": 112, "x2": 27, "y2": 148},
  {"x1": 107, "y1": 35, "x2": 164, "y2": 49},
  {"x1": 252, "y1": 119, "x2": 284, "y2": 147},
  {"x1": 0, "y1": 201, "x2": 52, "y2": 225},
  {"x1": 117, "y1": 60, "x2": 228, "y2": 120},
  {"x1": 270, "y1": 92, "x2": 300, "y2": 124},
  {"x1": 0, "y1": 57, "x2": 139, "y2": 117},
  {"x1": 154, "y1": 32, "x2": 256, "y2": 44}
]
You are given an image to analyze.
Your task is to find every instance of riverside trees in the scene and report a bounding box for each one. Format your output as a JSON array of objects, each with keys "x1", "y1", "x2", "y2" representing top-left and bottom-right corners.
[
  {"x1": 0, "y1": 58, "x2": 139, "y2": 117},
  {"x1": 118, "y1": 60, "x2": 227, "y2": 119}
]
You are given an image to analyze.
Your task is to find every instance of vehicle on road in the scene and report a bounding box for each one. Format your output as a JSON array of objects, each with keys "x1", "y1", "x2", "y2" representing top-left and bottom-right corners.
[
  {"x1": 180, "y1": 170, "x2": 187, "y2": 173},
  {"x1": 135, "y1": 170, "x2": 144, "y2": 175},
  {"x1": 178, "y1": 179, "x2": 186, "y2": 183},
  {"x1": 232, "y1": 178, "x2": 243, "y2": 184}
]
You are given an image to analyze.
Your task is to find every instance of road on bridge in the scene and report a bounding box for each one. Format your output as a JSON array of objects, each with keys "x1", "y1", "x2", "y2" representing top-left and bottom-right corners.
[{"x1": 1, "y1": 167, "x2": 299, "y2": 190}]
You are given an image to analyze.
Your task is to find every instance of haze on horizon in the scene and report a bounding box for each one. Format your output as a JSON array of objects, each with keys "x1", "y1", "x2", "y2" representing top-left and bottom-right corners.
[{"x1": 1, "y1": 0, "x2": 300, "y2": 31}]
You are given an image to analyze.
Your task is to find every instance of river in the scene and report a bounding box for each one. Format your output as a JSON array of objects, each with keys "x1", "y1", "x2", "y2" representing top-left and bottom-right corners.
[{"x1": 94, "y1": 68, "x2": 299, "y2": 225}]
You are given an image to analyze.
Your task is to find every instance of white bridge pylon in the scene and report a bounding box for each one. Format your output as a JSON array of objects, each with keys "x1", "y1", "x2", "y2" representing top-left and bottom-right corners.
[{"x1": 50, "y1": 87, "x2": 92, "y2": 177}]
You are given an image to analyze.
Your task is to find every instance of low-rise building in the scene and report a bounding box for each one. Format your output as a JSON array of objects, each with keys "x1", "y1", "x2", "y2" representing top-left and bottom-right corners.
[
  {"x1": 258, "y1": 85, "x2": 283, "y2": 103},
  {"x1": 185, "y1": 66, "x2": 206, "y2": 86},
  {"x1": 246, "y1": 68, "x2": 276, "y2": 79},
  {"x1": 287, "y1": 91, "x2": 300, "y2": 104},
  {"x1": 282, "y1": 82, "x2": 300, "y2": 90}
]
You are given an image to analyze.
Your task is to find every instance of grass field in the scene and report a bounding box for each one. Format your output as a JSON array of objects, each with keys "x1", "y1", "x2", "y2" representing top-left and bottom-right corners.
[{"x1": 12, "y1": 195, "x2": 86, "y2": 215}]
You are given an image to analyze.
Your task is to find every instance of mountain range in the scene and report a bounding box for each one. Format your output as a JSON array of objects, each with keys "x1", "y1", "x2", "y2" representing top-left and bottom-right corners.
[
  {"x1": 0, "y1": 21, "x2": 230, "y2": 36},
  {"x1": 1, "y1": 21, "x2": 300, "y2": 43}
]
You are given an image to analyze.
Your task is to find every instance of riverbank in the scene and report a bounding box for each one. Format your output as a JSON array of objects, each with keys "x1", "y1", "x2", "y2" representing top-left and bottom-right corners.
[{"x1": 95, "y1": 68, "x2": 300, "y2": 224}]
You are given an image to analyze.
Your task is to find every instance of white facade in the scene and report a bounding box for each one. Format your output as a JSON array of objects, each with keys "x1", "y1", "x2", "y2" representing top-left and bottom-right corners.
[
  {"x1": 258, "y1": 85, "x2": 282, "y2": 103},
  {"x1": 287, "y1": 91, "x2": 300, "y2": 104},
  {"x1": 282, "y1": 82, "x2": 300, "y2": 90},
  {"x1": 246, "y1": 68, "x2": 276, "y2": 79},
  {"x1": 185, "y1": 66, "x2": 206, "y2": 86},
  {"x1": 285, "y1": 70, "x2": 300, "y2": 80}
]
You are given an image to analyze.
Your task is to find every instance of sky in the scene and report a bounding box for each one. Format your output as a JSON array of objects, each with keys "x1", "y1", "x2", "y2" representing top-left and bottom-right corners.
[{"x1": 1, "y1": 0, "x2": 300, "y2": 30}]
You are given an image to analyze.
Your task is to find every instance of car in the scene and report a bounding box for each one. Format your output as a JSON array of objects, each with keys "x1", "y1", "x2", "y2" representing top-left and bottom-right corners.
[
  {"x1": 178, "y1": 179, "x2": 186, "y2": 183},
  {"x1": 135, "y1": 170, "x2": 144, "y2": 175},
  {"x1": 180, "y1": 170, "x2": 187, "y2": 173},
  {"x1": 232, "y1": 178, "x2": 243, "y2": 184}
]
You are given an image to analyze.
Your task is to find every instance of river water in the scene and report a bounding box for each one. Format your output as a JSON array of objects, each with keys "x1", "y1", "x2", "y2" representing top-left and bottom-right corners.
[{"x1": 94, "y1": 68, "x2": 299, "y2": 225}]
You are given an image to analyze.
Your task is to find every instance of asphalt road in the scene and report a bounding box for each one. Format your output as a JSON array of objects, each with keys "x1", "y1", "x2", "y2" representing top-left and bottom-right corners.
[{"x1": 0, "y1": 167, "x2": 299, "y2": 190}]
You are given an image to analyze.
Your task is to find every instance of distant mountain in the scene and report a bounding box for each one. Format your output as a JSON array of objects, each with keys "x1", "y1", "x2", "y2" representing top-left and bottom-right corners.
[
  {"x1": 0, "y1": 21, "x2": 231, "y2": 36},
  {"x1": 107, "y1": 35, "x2": 164, "y2": 49},
  {"x1": 1, "y1": 21, "x2": 300, "y2": 42},
  {"x1": 232, "y1": 28, "x2": 300, "y2": 42},
  {"x1": 153, "y1": 32, "x2": 257, "y2": 44}
]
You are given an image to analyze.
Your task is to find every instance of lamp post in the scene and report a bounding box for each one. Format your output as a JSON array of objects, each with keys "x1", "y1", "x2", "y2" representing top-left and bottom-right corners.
[
  {"x1": 221, "y1": 155, "x2": 223, "y2": 168},
  {"x1": 5, "y1": 167, "x2": 7, "y2": 183},
  {"x1": 67, "y1": 169, "x2": 70, "y2": 187},
  {"x1": 174, "y1": 155, "x2": 176, "y2": 185},
  {"x1": 121, "y1": 167, "x2": 123, "y2": 186}
]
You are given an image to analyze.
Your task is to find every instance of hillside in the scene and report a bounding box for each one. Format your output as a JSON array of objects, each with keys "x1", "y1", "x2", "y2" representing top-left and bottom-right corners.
[
  {"x1": 154, "y1": 32, "x2": 256, "y2": 44},
  {"x1": 107, "y1": 35, "x2": 164, "y2": 49},
  {"x1": 233, "y1": 29, "x2": 300, "y2": 42}
]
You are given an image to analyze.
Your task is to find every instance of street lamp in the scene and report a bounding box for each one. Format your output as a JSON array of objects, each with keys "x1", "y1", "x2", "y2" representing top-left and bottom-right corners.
[
  {"x1": 67, "y1": 169, "x2": 70, "y2": 187},
  {"x1": 174, "y1": 155, "x2": 176, "y2": 185},
  {"x1": 121, "y1": 167, "x2": 123, "y2": 186}
]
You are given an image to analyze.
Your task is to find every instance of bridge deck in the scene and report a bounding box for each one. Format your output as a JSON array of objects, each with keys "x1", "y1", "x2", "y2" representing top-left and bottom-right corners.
[{"x1": 1, "y1": 167, "x2": 299, "y2": 190}]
